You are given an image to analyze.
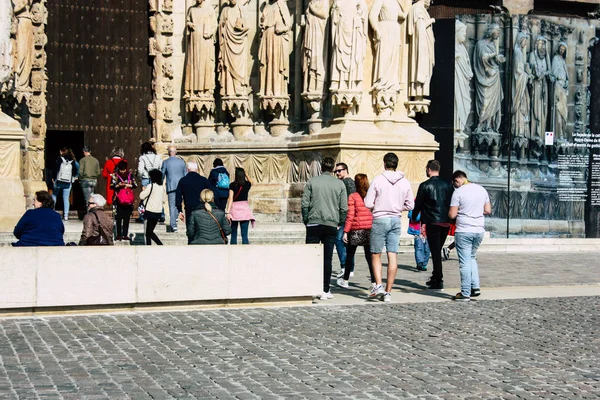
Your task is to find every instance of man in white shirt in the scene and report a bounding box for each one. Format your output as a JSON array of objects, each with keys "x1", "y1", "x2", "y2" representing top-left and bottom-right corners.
[{"x1": 448, "y1": 170, "x2": 491, "y2": 301}]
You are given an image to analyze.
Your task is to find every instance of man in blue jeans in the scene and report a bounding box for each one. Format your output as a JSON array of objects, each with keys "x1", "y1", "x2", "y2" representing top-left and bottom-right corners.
[
  {"x1": 302, "y1": 157, "x2": 348, "y2": 300},
  {"x1": 448, "y1": 170, "x2": 491, "y2": 302},
  {"x1": 364, "y1": 153, "x2": 414, "y2": 302},
  {"x1": 334, "y1": 162, "x2": 356, "y2": 279}
]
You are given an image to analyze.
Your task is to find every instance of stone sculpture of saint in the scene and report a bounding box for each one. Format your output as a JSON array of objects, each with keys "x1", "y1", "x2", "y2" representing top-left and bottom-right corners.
[
  {"x1": 511, "y1": 32, "x2": 532, "y2": 142},
  {"x1": 529, "y1": 36, "x2": 550, "y2": 141},
  {"x1": 13, "y1": 0, "x2": 34, "y2": 92},
  {"x1": 551, "y1": 42, "x2": 569, "y2": 140},
  {"x1": 330, "y1": 0, "x2": 368, "y2": 93},
  {"x1": 0, "y1": 0, "x2": 12, "y2": 86},
  {"x1": 454, "y1": 19, "x2": 472, "y2": 137},
  {"x1": 407, "y1": 0, "x2": 435, "y2": 100},
  {"x1": 258, "y1": 0, "x2": 292, "y2": 98},
  {"x1": 369, "y1": 0, "x2": 405, "y2": 111},
  {"x1": 302, "y1": 0, "x2": 329, "y2": 95},
  {"x1": 184, "y1": 0, "x2": 218, "y2": 98},
  {"x1": 218, "y1": 0, "x2": 250, "y2": 98},
  {"x1": 473, "y1": 23, "x2": 505, "y2": 133}
]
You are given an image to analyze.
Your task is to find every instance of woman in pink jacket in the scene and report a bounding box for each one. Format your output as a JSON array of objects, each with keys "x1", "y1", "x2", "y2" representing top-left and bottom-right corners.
[{"x1": 337, "y1": 174, "x2": 375, "y2": 289}]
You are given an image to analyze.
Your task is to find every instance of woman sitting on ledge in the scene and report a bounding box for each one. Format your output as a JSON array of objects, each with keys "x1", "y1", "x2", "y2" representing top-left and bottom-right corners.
[
  {"x1": 12, "y1": 191, "x2": 65, "y2": 247},
  {"x1": 187, "y1": 189, "x2": 231, "y2": 245}
]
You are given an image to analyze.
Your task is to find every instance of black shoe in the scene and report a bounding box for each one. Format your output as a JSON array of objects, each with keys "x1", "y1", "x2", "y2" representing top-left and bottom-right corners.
[
  {"x1": 470, "y1": 288, "x2": 481, "y2": 297},
  {"x1": 426, "y1": 280, "x2": 444, "y2": 290}
]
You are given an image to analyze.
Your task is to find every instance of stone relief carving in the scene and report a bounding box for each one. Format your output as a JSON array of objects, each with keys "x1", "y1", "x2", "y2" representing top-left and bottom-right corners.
[
  {"x1": 258, "y1": 0, "x2": 292, "y2": 136},
  {"x1": 301, "y1": 0, "x2": 329, "y2": 133},
  {"x1": 511, "y1": 31, "x2": 532, "y2": 159},
  {"x1": 13, "y1": 0, "x2": 34, "y2": 97},
  {"x1": 184, "y1": 0, "x2": 218, "y2": 138},
  {"x1": 551, "y1": 42, "x2": 568, "y2": 141},
  {"x1": 0, "y1": 0, "x2": 12, "y2": 88},
  {"x1": 473, "y1": 23, "x2": 504, "y2": 135},
  {"x1": 329, "y1": 0, "x2": 368, "y2": 116},
  {"x1": 369, "y1": 0, "x2": 405, "y2": 116},
  {"x1": 528, "y1": 35, "x2": 550, "y2": 154},
  {"x1": 406, "y1": 0, "x2": 434, "y2": 115},
  {"x1": 453, "y1": 19, "x2": 472, "y2": 150}
]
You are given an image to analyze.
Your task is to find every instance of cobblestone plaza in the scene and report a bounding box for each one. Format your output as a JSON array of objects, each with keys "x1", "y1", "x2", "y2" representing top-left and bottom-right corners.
[{"x1": 0, "y1": 252, "x2": 598, "y2": 400}]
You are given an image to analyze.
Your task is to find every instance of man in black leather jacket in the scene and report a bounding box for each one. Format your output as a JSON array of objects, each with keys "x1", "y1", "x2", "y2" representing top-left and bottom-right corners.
[{"x1": 412, "y1": 160, "x2": 454, "y2": 290}]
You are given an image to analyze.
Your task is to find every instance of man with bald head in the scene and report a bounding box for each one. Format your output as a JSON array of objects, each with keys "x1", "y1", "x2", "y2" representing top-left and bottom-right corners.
[
  {"x1": 175, "y1": 161, "x2": 216, "y2": 240},
  {"x1": 161, "y1": 146, "x2": 187, "y2": 232}
]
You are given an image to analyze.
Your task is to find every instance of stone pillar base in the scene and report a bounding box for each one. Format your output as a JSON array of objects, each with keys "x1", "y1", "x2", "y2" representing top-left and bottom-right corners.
[{"x1": 0, "y1": 112, "x2": 27, "y2": 232}]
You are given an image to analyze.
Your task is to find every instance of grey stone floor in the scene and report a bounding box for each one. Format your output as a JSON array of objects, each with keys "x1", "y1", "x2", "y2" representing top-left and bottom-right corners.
[{"x1": 0, "y1": 296, "x2": 598, "y2": 399}]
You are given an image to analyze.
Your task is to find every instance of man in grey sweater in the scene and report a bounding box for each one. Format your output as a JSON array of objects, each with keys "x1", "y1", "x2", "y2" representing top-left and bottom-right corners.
[{"x1": 301, "y1": 157, "x2": 348, "y2": 300}]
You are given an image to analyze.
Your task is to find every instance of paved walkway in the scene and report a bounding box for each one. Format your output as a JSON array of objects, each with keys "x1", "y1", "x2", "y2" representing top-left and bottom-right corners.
[{"x1": 0, "y1": 252, "x2": 598, "y2": 399}]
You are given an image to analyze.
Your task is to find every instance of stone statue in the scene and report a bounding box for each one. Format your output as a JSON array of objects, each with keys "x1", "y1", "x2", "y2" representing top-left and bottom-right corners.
[
  {"x1": 302, "y1": 0, "x2": 329, "y2": 96},
  {"x1": 473, "y1": 23, "x2": 505, "y2": 133},
  {"x1": 0, "y1": 0, "x2": 12, "y2": 87},
  {"x1": 454, "y1": 19, "x2": 472, "y2": 148},
  {"x1": 302, "y1": 0, "x2": 329, "y2": 133},
  {"x1": 330, "y1": 0, "x2": 368, "y2": 114},
  {"x1": 369, "y1": 0, "x2": 406, "y2": 115},
  {"x1": 551, "y1": 42, "x2": 568, "y2": 141},
  {"x1": 407, "y1": 0, "x2": 435, "y2": 103},
  {"x1": 511, "y1": 31, "x2": 532, "y2": 157},
  {"x1": 219, "y1": 0, "x2": 250, "y2": 100},
  {"x1": 259, "y1": 0, "x2": 292, "y2": 99},
  {"x1": 529, "y1": 36, "x2": 550, "y2": 143},
  {"x1": 13, "y1": 0, "x2": 34, "y2": 93},
  {"x1": 184, "y1": 0, "x2": 217, "y2": 98}
]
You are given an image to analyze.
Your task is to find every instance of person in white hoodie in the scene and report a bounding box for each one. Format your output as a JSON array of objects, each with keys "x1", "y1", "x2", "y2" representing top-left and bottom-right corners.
[
  {"x1": 139, "y1": 169, "x2": 165, "y2": 245},
  {"x1": 364, "y1": 152, "x2": 414, "y2": 302}
]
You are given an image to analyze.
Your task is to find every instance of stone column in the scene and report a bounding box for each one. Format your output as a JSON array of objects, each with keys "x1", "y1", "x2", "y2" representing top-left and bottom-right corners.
[{"x1": 0, "y1": 112, "x2": 26, "y2": 231}]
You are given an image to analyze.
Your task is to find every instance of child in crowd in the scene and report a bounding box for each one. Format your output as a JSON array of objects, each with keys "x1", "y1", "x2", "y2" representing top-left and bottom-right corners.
[{"x1": 408, "y1": 209, "x2": 430, "y2": 272}]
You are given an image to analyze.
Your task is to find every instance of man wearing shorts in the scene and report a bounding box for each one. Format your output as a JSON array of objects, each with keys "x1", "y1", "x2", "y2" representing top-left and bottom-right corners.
[{"x1": 364, "y1": 153, "x2": 414, "y2": 302}]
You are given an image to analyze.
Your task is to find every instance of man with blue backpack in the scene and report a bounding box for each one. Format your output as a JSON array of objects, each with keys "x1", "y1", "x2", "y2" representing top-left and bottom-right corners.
[{"x1": 208, "y1": 158, "x2": 230, "y2": 210}]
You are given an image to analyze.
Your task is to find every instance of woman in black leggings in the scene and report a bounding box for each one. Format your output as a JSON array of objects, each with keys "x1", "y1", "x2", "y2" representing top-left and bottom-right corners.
[{"x1": 139, "y1": 169, "x2": 164, "y2": 245}]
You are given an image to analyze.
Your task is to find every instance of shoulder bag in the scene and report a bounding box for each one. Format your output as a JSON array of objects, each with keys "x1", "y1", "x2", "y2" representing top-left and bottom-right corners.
[{"x1": 206, "y1": 210, "x2": 228, "y2": 244}]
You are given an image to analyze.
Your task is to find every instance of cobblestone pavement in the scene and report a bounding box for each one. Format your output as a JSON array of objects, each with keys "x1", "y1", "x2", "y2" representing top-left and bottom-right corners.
[{"x1": 0, "y1": 296, "x2": 598, "y2": 399}]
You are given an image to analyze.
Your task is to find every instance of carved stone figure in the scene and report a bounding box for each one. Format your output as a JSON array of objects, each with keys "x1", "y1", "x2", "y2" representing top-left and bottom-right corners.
[
  {"x1": 511, "y1": 32, "x2": 532, "y2": 158},
  {"x1": 0, "y1": 0, "x2": 12, "y2": 87},
  {"x1": 369, "y1": 0, "x2": 405, "y2": 115},
  {"x1": 184, "y1": 0, "x2": 217, "y2": 97},
  {"x1": 258, "y1": 0, "x2": 292, "y2": 136},
  {"x1": 454, "y1": 19, "x2": 472, "y2": 149},
  {"x1": 473, "y1": 23, "x2": 505, "y2": 133},
  {"x1": 407, "y1": 0, "x2": 434, "y2": 104},
  {"x1": 302, "y1": 0, "x2": 329, "y2": 96},
  {"x1": 330, "y1": 0, "x2": 368, "y2": 115},
  {"x1": 13, "y1": 0, "x2": 34, "y2": 93},
  {"x1": 529, "y1": 36, "x2": 550, "y2": 142},
  {"x1": 259, "y1": 0, "x2": 292, "y2": 100},
  {"x1": 302, "y1": 0, "x2": 329, "y2": 133},
  {"x1": 219, "y1": 0, "x2": 250, "y2": 101},
  {"x1": 551, "y1": 42, "x2": 569, "y2": 141}
]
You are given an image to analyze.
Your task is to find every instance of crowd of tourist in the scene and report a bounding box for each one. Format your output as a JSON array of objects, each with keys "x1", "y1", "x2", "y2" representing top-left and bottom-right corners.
[{"x1": 11, "y1": 146, "x2": 491, "y2": 302}]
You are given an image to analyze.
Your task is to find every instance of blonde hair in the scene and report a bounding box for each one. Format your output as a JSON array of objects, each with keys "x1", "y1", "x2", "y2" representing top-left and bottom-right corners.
[{"x1": 200, "y1": 189, "x2": 214, "y2": 212}]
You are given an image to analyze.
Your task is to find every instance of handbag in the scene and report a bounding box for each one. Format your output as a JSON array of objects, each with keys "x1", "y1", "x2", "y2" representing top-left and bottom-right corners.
[
  {"x1": 206, "y1": 210, "x2": 228, "y2": 244},
  {"x1": 348, "y1": 229, "x2": 371, "y2": 246},
  {"x1": 116, "y1": 173, "x2": 135, "y2": 205},
  {"x1": 138, "y1": 184, "x2": 154, "y2": 215}
]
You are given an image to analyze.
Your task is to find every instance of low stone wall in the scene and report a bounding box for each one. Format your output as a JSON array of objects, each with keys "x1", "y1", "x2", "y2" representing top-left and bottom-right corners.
[{"x1": 0, "y1": 245, "x2": 322, "y2": 312}]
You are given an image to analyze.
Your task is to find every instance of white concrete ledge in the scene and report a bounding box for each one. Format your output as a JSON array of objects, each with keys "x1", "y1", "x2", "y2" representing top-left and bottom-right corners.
[{"x1": 0, "y1": 245, "x2": 323, "y2": 311}]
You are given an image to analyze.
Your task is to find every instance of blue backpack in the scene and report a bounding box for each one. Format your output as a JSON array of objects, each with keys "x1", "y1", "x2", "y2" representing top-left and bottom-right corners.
[{"x1": 216, "y1": 172, "x2": 230, "y2": 189}]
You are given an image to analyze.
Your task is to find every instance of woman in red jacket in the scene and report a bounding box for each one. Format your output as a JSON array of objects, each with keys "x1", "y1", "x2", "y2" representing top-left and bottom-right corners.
[
  {"x1": 101, "y1": 147, "x2": 126, "y2": 205},
  {"x1": 337, "y1": 173, "x2": 375, "y2": 290}
]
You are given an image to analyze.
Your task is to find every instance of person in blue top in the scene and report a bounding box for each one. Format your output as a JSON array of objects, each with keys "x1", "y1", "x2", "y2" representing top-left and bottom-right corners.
[
  {"x1": 52, "y1": 147, "x2": 79, "y2": 221},
  {"x1": 208, "y1": 158, "x2": 230, "y2": 211},
  {"x1": 13, "y1": 191, "x2": 65, "y2": 247},
  {"x1": 161, "y1": 145, "x2": 187, "y2": 233}
]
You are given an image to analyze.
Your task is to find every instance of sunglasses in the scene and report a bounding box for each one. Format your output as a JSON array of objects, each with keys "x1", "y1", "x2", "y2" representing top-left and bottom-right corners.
[
  {"x1": 88, "y1": 202, "x2": 95, "y2": 206},
  {"x1": 334, "y1": 169, "x2": 345, "y2": 173}
]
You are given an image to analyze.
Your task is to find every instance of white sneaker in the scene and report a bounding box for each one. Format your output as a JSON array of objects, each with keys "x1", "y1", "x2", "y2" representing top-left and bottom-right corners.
[
  {"x1": 383, "y1": 292, "x2": 391, "y2": 302},
  {"x1": 369, "y1": 282, "x2": 377, "y2": 292},
  {"x1": 318, "y1": 291, "x2": 334, "y2": 300},
  {"x1": 368, "y1": 284, "x2": 385, "y2": 299},
  {"x1": 349, "y1": 272, "x2": 354, "y2": 278},
  {"x1": 336, "y1": 269, "x2": 345, "y2": 278},
  {"x1": 336, "y1": 278, "x2": 349, "y2": 288}
]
